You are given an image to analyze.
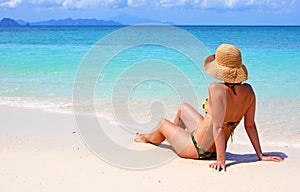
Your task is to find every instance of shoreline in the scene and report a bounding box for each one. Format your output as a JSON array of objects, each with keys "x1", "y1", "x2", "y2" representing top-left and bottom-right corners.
[
  {"x1": 0, "y1": 106, "x2": 300, "y2": 191},
  {"x1": 1, "y1": 94, "x2": 299, "y2": 147}
]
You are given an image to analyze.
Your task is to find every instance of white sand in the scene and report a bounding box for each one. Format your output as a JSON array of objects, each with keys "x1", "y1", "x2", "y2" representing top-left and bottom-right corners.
[{"x1": 0, "y1": 106, "x2": 299, "y2": 192}]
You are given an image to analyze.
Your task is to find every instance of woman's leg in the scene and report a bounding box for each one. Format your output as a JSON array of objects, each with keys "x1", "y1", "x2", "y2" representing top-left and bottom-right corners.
[
  {"x1": 134, "y1": 118, "x2": 166, "y2": 144},
  {"x1": 174, "y1": 102, "x2": 204, "y2": 133},
  {"x1": 134, "y1": 118, "x2": 198, "y2": 158}
]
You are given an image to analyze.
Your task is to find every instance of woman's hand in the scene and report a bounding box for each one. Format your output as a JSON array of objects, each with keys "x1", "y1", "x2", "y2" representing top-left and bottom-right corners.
[
  {"x1": 261, "y1": 155, "x2": 284, "y2": 162},
  {"x1": 209, "y1": 161, "x2": 226, "y2": 172}
]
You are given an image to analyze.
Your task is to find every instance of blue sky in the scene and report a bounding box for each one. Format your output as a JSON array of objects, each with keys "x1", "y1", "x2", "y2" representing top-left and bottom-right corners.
[{"x1": 0, "y1": 0, "x2": 299, "y2": 25}]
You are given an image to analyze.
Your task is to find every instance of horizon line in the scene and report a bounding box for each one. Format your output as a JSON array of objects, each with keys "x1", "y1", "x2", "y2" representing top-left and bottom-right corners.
[{"x1": 1, "y1": 17, "x2": 299, "y2": 27}]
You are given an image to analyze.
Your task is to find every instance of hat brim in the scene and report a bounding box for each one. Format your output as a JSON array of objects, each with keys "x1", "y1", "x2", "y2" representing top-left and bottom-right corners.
[{"x1": 204, "y1": 54, "x2": 248, "y2": 83}]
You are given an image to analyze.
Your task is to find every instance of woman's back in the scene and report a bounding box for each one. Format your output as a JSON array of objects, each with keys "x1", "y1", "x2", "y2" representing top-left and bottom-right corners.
[
  {"x1": 224, "y1": 83, "x2": 255, "y2": 122},
  {"x1": 206, "y1": 82, "x2": 255, "y2": 124}
]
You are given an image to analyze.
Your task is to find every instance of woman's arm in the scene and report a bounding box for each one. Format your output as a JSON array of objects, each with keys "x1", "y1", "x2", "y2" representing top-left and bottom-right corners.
[
  {"x1": 244, "y1": 94, "x2": 284, "y2": 162},
  {"x1": 245, "y1": 123, "x2": 284, "y2": 162},
  {"x1": 208, "y1": 83, "x2": 227, "y2": 171},
  {"x1": 245, "y1": 123, "x2": 263, "y2": 160}
]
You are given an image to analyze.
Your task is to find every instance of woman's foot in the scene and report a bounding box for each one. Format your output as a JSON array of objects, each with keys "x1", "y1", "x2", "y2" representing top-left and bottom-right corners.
[{"x1": 134, "y1": 133, "x2": 150, "y2": 143}]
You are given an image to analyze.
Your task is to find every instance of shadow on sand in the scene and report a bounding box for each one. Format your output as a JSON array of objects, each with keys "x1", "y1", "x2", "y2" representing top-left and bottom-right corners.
[
  {"x1": 155, "y1": 143, "x2": 288, "y2": 168},
  {"x1": 226, "y1": 151, "x2": 288, "y2": 167}
]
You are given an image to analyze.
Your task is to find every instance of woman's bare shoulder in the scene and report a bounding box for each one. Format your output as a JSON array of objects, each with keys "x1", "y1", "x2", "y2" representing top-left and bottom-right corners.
[
  {"x1": 208, "y1": 82, "x2": 225, "y2": 96},
  {"x1": 208, "y1": 82, "x2": 255, "y2": 98},
  {"x1": 241, "y1": 83, "x2": 255, "y2": 95},
  {"x1": 242, "y1": 82, "x2": 252, "y2": 88},
  {"x1": 208, "y1": 82, "x2": 223, "y2": 90}
]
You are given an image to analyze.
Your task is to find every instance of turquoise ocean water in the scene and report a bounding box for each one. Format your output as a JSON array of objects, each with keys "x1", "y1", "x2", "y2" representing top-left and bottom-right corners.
[{"x1": 0, "y1": 26, "x2": 299, "y2": 146}]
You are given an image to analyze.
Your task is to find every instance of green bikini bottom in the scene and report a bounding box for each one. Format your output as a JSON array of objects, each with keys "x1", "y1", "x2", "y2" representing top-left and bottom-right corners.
[{"x1": 191, "y1": 132, "x2": 217, "y2": 160}]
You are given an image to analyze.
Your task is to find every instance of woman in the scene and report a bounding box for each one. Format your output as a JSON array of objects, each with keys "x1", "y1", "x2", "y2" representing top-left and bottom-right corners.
[{"x1": 134, "y1": 44, "x2": 284, "y2": 171}]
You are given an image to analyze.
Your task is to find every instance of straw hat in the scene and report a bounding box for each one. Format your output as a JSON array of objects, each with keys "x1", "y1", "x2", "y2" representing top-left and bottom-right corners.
[{"x1": 204, "y1": 44, "x2": 248, "y2": 83}]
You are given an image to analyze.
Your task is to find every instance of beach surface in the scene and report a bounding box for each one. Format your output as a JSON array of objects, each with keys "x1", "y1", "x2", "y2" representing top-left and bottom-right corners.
[{"x1": 1, "y1": 106, "x2": 299, "y2": 192}]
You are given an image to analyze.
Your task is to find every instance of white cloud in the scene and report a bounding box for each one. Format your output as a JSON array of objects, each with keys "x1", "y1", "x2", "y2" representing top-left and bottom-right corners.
[
  {"x1": 159, "y1": 0, "x2": 296, "y2": 13},
  {"x1": 58, "y1": 0, "x2": 148, "y2": 9},
  {"x1": 104, "y1": 0, "x2": 128, "y2": 9},
  {"x1": 0, "y1": 0, "x2": 296, "y2": 13},
  {"x1": 0, "y1": 0, "x2": 22, "y2": 8},
  {"x1": 128, "y1": 0, "x2": 145, "y2": 7},
  {"x1": 156, "y1": 0, "x2": 202, "y2": 8},
  {"x1": 61, "y1": 0, "x2": 99, "y2": 9},
  {"x1": 200, "y1": 0, "x2": 296, "y2": 12},
  {"x1": 224, "y1": 0, "x2": 240, "y2": 8}
]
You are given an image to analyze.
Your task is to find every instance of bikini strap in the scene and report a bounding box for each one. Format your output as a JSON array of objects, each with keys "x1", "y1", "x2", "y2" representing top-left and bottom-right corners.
[{"x1": 225, "y1": 83, "x2": 241, "y2": 95}]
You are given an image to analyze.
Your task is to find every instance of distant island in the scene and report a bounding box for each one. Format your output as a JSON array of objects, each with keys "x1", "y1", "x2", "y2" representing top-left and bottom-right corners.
[
  {"x1": 0, "y1": 15, "x2": 174, "y2": 27},
  {"x1": 108, "y1": 14, "x2": 174, "y2": 25},
  {"x1": 31, "y1": 18, "x2": 122, "y2": 26},
  {"x1": 0, "y1": 17, "x2": 122, "y2": 26},
  {"x1": 0, "y1": 18, "x2": 22, "y2": 26}
]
